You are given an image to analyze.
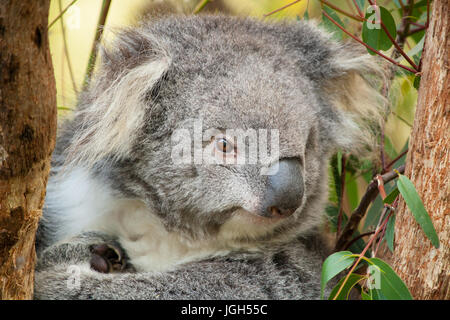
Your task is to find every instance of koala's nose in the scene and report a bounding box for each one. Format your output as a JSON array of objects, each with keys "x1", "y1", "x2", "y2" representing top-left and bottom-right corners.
[{"x1": 260, "y1": 158, "x2": 304, "y2": 218}]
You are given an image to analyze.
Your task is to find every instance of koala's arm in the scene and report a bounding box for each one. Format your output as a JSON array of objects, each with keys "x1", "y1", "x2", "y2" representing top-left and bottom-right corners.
[{"x1": 34, "y1": 232, "x2": 326, "y2": 300}]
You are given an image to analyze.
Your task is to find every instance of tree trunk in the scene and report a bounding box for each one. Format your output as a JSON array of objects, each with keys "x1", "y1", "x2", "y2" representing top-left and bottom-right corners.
[
  {"x1": 392, "y1": 0, "x2": 449, "y2": 300},
  {"x1": 0, "y1": 1, "x2": 56, "y2": 300}
]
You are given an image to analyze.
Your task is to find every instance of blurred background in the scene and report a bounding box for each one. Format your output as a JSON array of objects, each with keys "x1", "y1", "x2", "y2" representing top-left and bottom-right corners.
[{"x1": 48, "y1": 0, "x2": 420, "y2": 247}]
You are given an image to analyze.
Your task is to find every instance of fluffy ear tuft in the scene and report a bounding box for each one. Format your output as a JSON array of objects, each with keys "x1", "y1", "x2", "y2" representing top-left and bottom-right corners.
[
  {"x1": 64, "y1": 31, "x2": 171, "y2": 170},
  {"x1": 323, "y1": 43, "x2": 388, "y2": 155}
]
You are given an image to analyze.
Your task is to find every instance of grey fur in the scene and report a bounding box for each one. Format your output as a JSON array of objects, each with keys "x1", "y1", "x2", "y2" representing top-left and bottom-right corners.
[{"x1": 35, "y1": 15, "x2": 384, "y2": 300}]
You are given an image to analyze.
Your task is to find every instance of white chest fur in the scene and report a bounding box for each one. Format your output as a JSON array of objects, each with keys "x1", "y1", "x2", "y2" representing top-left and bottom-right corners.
[{"x1": 45, "y1": 167, "x2": 266, "y2": 272}]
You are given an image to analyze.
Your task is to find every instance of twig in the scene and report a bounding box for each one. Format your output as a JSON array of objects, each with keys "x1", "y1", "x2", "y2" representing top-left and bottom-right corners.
[
  {"x1": 320, "y1": 0, "x2": 364, "y2": 22},
  {"x1": 83, "y1": 0, "x2": 112, "y2": 89},
  {"x1": 48, "y1": 0, "x2": 78, "y2": 29},
  {"x1": 192, "y1": 0, "x2": 211, "y2": 14},
  {"x1": 367, "y1": 0, "x2": 419, "y2": 71},
  {"x1": 410, "y1": 21, "x2": 425, "y2": 27},
  {"x1": 58, "y1": 0, "x2": 78, "y2": 94},
  {"x1": 385, "y1": 148, "x2": 408, "y2": 169},
  {"x1": 263, "y1": 0, "x2": 303, "y2": 17},
  {"x1": 322, "y1": 10, "x2": 417, "y2": 74},
  {"x1": 334, "y1": 165, "x2": 405, "y2": 252}
]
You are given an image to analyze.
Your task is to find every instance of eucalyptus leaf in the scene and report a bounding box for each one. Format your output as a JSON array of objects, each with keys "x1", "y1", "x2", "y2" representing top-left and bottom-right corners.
[
  {"x1": 383, "y1": 187, "x2": 399, "y2": 204},
  {"x1": 368, "y1": 258, "x2": 413, "y2": 300},
  {"x1": 321, "y1": 251, "x2": 355, "y2": 299},
  {"x1": 385, "y1": 214, "x2": 396, "y2": 252},
  {"x1": 397, "y1": 174, "x2": 440, "y2": 248},
  {"x1": 362, "y1": 6, "x2": 397, "y2": 55}
]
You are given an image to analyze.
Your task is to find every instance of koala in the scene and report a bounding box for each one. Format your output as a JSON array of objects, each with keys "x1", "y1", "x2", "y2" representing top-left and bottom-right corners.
[{"x1": 34, "y1": 14, "x2": 384, "y2": 299}]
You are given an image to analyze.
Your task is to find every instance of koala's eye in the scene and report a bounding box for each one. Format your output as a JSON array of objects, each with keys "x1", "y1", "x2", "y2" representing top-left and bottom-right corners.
[{"x1": 215, "y1": 137, "x2": 234, "y2": 154}]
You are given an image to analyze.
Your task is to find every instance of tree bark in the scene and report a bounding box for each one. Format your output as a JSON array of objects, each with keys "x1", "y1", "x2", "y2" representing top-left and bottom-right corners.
[
  {"x1": 0, "y1": 1, "x2": 56, "y2": 300},
  {"x1": 392, "y1": 0, "x2": 449, "y2": 300}
]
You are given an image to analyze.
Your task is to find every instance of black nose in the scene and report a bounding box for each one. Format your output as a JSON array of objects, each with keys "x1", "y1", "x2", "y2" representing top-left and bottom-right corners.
[{"x1": 260, "y1": 158, "x2": 304, "y2": 218}]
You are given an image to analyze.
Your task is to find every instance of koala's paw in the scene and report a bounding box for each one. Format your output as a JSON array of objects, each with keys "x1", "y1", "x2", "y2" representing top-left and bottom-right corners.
[{"x1": 89, "y1": 243, "x2": 127, "y2": 273}]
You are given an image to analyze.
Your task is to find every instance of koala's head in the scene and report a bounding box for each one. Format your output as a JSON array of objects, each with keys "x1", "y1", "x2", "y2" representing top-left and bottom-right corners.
[{"x1": 67, "y1": 15, "x2": 384, "y2": 242}]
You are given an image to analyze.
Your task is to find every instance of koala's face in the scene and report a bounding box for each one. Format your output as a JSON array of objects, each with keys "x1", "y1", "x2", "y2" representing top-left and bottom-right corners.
[
  {"x1": 118, "y1": 21, "x2": 332, "y2": 240},
  {"x1": 76, "y1": 16, "x2": 382, "y2": 241}
]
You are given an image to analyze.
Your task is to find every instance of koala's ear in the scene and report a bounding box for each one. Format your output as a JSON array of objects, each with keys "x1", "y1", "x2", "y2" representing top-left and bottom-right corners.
[
  {"x1": 321, "y1": 42, "x2": 387, "y2": 154},
  {"x1": 279, "y1": 21, "x2": 387, "y2": 154},
  {"x1": 65, "y1": 29, "x2": 171, "y2": 169}
]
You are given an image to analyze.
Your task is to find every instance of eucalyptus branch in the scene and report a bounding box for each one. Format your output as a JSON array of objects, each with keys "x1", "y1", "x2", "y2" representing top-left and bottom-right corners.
[
  {"x1": 83, "y1": 0, "x2": 111, "y2": 89},
  {"x1": 263, "y1": 0, "x2": 303, "y2": 17},
  {"x1": 334, "y1": 165, "x2": 405, "y2": 252},
  {"x1": 320, "y1": 0, "x2": 364, "y2": 22},
  {"x1": 322, "y1": 10, "x2": 417, "y2": 74},
  {"x1": 385, "y1": 148, "x2": 409, "y2": 170}
]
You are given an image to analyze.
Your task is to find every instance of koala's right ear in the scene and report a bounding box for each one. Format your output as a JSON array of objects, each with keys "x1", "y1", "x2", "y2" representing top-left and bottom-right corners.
[{"x1": 65, "y1": 29, "x2": 171, "y2": 169}]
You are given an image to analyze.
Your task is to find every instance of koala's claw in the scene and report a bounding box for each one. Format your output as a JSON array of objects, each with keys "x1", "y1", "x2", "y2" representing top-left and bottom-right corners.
[{"x1": 89, "y1": 243, "x2": 126, "y2": 273}]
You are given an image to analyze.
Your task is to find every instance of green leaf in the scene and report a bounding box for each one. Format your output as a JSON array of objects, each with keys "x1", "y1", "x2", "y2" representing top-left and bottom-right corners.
[
  {"x1": 362, "y1": 6, "x2": 397, "y2": 55},
  {"x1": 385, "y1": 214, "x2": 396, "y2": 252},
  {"x1": 383, "y1": 187, "x2": 399, "y2": 204},
  {"x1": 397, "y1": 174, "x2": 440, "y2": 248},
  {"x1": 370, "y1": 288, "x2": 387, "y2": 300},
  {"x1": 368, "y1": 258, "x2": 413, "y2": 300},
  {"x1": 328, "y1": 273, "x2": 365, "y2": 300},
  {"x1": 321, "y1": 251, "x2": 355, "y2": 299}
]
